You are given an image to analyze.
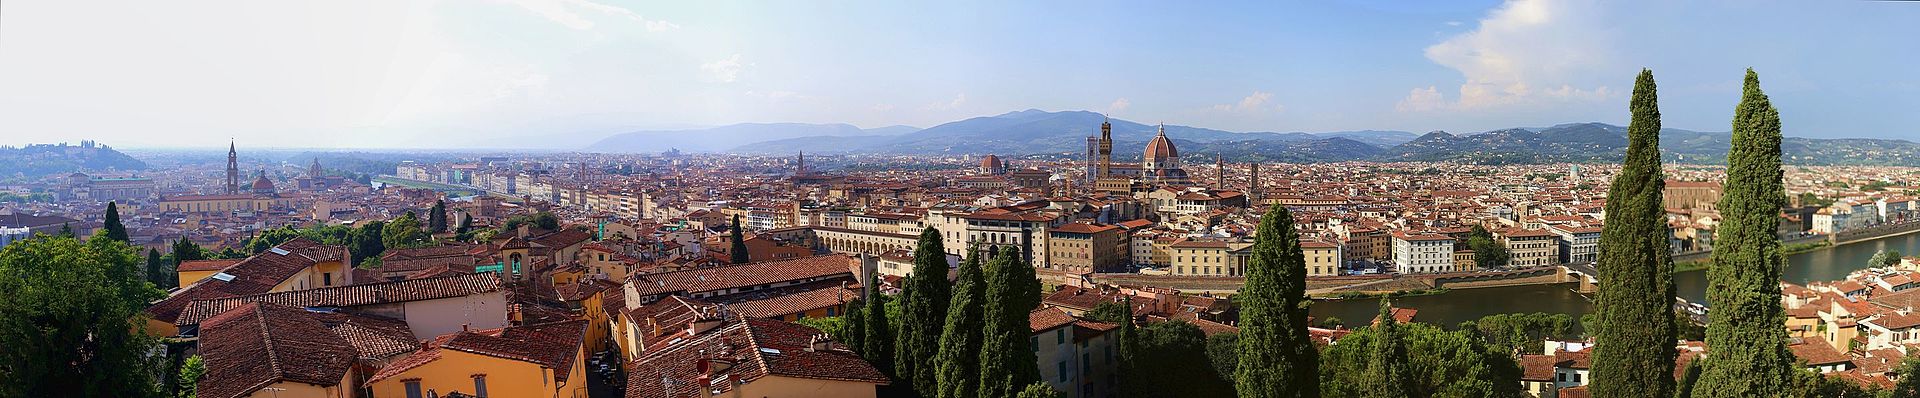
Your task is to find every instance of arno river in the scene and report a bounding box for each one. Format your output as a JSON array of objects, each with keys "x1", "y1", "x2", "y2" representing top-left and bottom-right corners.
[{"x1": 1307, "y1": 232, "x2": 1920, "y2": 330}]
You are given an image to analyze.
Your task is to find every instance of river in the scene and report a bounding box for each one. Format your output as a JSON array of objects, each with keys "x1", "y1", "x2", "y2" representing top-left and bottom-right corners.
[{"x1": 1308, "y1": 231, "x2": 1920, "y2": 329}]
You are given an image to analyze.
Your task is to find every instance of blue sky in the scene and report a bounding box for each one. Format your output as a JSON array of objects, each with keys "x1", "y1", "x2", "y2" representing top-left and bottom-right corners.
[{"x1": 1, "y1": 0, "x2": 1916, "y2": 148}]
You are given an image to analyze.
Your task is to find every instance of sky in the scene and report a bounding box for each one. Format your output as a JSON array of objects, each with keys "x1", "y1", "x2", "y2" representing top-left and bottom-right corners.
[{"x1": 2, "y1": 0, "x2": 1917, "y2": 149}]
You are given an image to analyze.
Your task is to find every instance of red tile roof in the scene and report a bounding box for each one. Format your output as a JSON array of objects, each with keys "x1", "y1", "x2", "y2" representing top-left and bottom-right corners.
[
  {"x1": 177, "y1": 259, "x2": 242, "y2": 272},
  {"x1": 626, "y1": 317, "x2": 889, "y2": 398},
  {"x1": 369, "y1": 320, "x2": 587, "y2": 384},
  {"x1": 196, "y1": 303, "x2": 357, "y2": 398},
  {"x1": 175, "y1": 272, "x2": 504, "y2": 327},
  {"x1": 628, "y1": 254, "x2": 855, "y2": 299}
]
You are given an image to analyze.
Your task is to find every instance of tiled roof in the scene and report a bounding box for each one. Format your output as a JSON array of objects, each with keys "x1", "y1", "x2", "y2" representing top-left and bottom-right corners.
[
  {"x1": 369, "y1": 320, "x2": 587, "y2": 384},
  {"x1": 145, "y1": 239, "x2": 349, "y2": 324},
  {"x1": 1519, "y1": 354, "x2": 1557, "y2": 381},
  {"x1": 196, "y1": 303, "x2": 358, "y2": 398},
  {"x1": 177, "y1": 259, "x2": 243, "y2": 272},
  {"x1": 1030, "y1": 307, "x2": 1078, "y2": 333},
  {"x1": 626, "y1": 317, "x2": 888, "y2": 398},
  {"x1": 628, "y1": 255, "x2": 854, "y2": 299},
  {"x1": 713, "y1": 282, "x2": 857, "y2": 319},
  {"x1": 176, "y1": 272, "x2": 504, "y2": 327}
]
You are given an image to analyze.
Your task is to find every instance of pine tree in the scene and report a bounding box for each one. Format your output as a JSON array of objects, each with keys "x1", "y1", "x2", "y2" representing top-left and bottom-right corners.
[
  {"x1": 1888, "y1": 356, "x2": 1920, "y2": 398},
  {"x1": 1591, "y1": 68, "x2": 1677, "y2": 398},
  {"x1": 1696, "y1": 69, "x2": 1796, "y2": 397},
  {"x1": 897, "y1": 228, "x2": 952, "y2": 396},
  {"x1": 428, "y1": 199, "x2": 448, "y2": 233},
  {"x1": 936, "y1": 247, "x2": 987, "y2": 398},
  {"x1": 58, "y1": 223, "x2": 73, "y2": 238},
  {"x1": 1235, "y1": 207, "x2": 1317, "y2": 398},
  {"x1": 103, "y1": 201, "x2": 129, "y2": 242},
  {"x1": 978, "y1": 246, "x2": 1042, "y2": 398},
  {"x1": 1365, "y1": 299, "x2": 1412, "y2": 398},
  {"x1": 729, "y1": 215, "x2": 750, "y2": 264}
]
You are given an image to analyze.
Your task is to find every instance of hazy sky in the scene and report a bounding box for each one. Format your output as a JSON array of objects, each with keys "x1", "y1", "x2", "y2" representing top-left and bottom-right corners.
[{"x1": 2, "y1": 0, "x2": 1917, "y2": 149}]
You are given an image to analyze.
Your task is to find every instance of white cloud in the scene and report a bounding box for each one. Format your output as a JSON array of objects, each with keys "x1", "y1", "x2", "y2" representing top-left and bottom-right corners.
[
  {"x1": 1400, "y1": 0, "x2": 1617, "y2": 112},
  {"x1": 1108, "y1": 98, "x2": 1131, "y2": 114},
  {"x1": 1211, "y1": 91, "x2": 1283, "y2": 113},
  {"x1": 923, "y1": 93, "x2": 967, "y2": 111},
  {"x1": 745, "y1": 90, "x2": 812, "y2": 102},
  {"x1": 501, "y1": 0, "x2": 678, "y2": 31},
  {"x1": 870, "y1": 104, "x2": 897, "y2": 112},
  {"x1": 700, "y1": 54, "x2": 745, "y2": 83}
]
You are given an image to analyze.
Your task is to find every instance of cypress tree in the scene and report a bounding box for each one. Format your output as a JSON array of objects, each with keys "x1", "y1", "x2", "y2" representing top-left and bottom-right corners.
[
  {"x1": 1696, "y1": 69, "x2": 1796, "y2": 397},
  {"x1": 1591, "y1": 68, "x2": 1677, "y2": 398},
  {"x1": 897, "y1": 228, "x2": 952, "y2": 396},
  {"x1": 103, "y1": 201, "x2": 128, "y2": 243},
  {"x1": 1115, "y1": 296, "x2": 1143, "y2": 398},
  {"x1": 936, "y1": 246, "x2": 987, "y2": 398},
  {"x1": 846, "y1": 298, "x2": 868, "y2": 360},
  {"x1": 978, "y1": 246, "x2": 1042, "y2": 398},
  {"x1": 1235, "y1": 207, "x2": 1317, "y2": 398},
  {"x1": 729, "y1": 215, "x2": 750, "y2": 264},
  {"x1": 861, "y1": 282, "x2": 895, "y2": 378},
  {"x1": 1365, "y1": 299, "x2": 1412, "y2": 398},
  {"x1": 145, "y1": 248, "x2": 163, "y2": 287},
  {"x1": 428, "y1": 199, "x2": 448, "y2": 233}
]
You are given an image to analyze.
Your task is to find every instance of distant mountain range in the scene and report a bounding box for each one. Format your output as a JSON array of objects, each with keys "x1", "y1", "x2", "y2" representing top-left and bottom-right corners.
[
  {"x1": 591, "y1": 123, "x2": 918, "y2": 153},
  {"x1": 588, "y1": 109, "x2": 1920, "y2": 166},
  {"x1": 0, "y1": 142, "x2": 147, "y2": 178}
]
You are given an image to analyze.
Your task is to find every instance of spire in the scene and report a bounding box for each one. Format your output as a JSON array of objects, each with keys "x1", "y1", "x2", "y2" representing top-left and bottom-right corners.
[{"x1": 1157, "y1": 123, "x2": 1166, "y2": 136}]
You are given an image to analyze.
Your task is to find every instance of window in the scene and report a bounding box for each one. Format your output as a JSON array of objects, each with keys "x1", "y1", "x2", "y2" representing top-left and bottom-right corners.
[
  {"x1": 404, "y1": 381, "x2": 423, "y2": 398},
  {"x1": 323, "y1": 272, "x2": 332, "y2": 286},
  {"x1": 1031, "y1": 336, "x2": 1039, "y2": 351},
  {"x1": 1056, "y1": 329, "x2": 1066, "y2": 344},
  {"x1": 1058, "y1": 361, "x2": 1069, "y2": 382},
  {"x1": 473, "y1": 375, "x2": 489, "y2": 397}
]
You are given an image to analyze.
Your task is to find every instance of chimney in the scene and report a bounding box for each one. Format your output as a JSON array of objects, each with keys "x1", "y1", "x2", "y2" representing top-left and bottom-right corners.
[
  {"x1": 807, "y1": 334, "x2": 832, "y2": 352},
  {"x1": 461, "y1": 323, "x2": 469, "y2": 332}
]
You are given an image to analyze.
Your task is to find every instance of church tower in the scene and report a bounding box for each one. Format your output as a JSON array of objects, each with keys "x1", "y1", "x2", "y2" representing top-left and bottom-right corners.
[
  {"x1": 1249, "y1": 162, "x2": 1262, "y2": 203},
  {"x1": 1216, "y1": 155, "x2": 1226, "y2": 190},
  {"x1": 1086, "y1": 117, "x2": 1114, "y2": 184},
  {"x1": 796, "y1": 151, "x2": 808, "y2": 176},
  {"x1": 225, "y1": 141, "x2": 240, "y2": 194}
]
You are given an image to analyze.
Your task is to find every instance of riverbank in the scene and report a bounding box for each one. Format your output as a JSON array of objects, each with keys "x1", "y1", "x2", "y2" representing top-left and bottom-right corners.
[{"x1": 1674, "y1": 241, "x2": 1832, "y2": 272}]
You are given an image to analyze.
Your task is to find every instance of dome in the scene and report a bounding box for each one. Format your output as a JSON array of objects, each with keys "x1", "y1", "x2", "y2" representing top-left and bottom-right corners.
[
  {"x1": 251, "y1": 174, "x2": 276, "y2": 193},
  {"x1": 1144, "y1": 125, "x2": 1178, "y2": 160},
  {"x1": 980, "y1": 154, "x2": 1002, "y2": 169}
]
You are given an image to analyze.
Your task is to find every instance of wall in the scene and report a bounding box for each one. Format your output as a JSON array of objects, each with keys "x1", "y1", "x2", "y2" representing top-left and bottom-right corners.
[{"x1": 399, "y1": 291, "x2": 509, "y2": 339}]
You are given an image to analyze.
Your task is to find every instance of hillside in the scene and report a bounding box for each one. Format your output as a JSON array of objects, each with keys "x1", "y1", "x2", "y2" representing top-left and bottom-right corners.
[{"x1": 0, "y1": 142, "x2": 147, "y2": 178}]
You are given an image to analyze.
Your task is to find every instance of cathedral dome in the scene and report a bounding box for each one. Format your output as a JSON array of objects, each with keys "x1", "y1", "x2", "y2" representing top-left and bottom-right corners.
[
  {"x1": 251, "y1": 174, "x2": 276, "y2": 194},
  {"x1": 980, "y1": 154, "x2": 1002, "y2": 169},
  {"x1": 1144, "y1": 125, "x2": 1178, "y2": 160}
]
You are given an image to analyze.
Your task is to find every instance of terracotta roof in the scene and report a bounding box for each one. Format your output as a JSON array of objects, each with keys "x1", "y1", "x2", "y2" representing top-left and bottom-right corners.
[
  {"x1": 1789, "y1": 340, "x2": 1852, "y2": 365},
  {"x1": 196, "y1": 303, "x2": 357, "y2": 398},
  {"x1": 626, "y1": 317, "x2": 889, "y2": 398},
  {"x1": 1031, "y1": 307, "x2": 1079, "y2": 333},
  {"x1": 628, "y1": 255, "x2": 855, "y2": 299},
  {"x1": 369, "y1": 320, "x2": 587, "y2": 384},
  {"x1": 176, "y1": 272, "x2": 505, "y2": 327},
  {"x1": 145, "y1": 239, "x2": 350, "y2": 324},
  {"x1": 1519, "y1": 354, "x2": 1558, "y2": 381},
  {"x1": 713, "y1": 282, "x2": 857, "y2": 319},
  {"x1": 177, "y1": 259, "x2": 243, "y2": 272}
]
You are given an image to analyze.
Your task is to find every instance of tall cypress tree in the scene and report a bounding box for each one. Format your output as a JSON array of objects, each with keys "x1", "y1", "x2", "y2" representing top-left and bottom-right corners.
[
  {"x1": 897, "y1": 228, "x2": 952, "y2": 396},
  {"x1": 1114, "y1": 296, "x2": 1145, "y2": 398},
  {"x1": 102, "y1": 201, "x2": 128, "y2": 243},
  {"x1": 978, "y1": 246, "x2": 1042, "y2": 398},
  {"x1": 845, "y1": 298, "x2": 868, "y2": 361},
  {"x1": 936, "y1": 246, "x2": 987, "y2": 398},
  {"x1": 1365, "y1": 299, "x2": 1412, "y2": 398},
  {"x1": 861, "y1": 276, "x2": 896, "y2": 378},
  {"x1": 1591, "y1": 68, "x2": 1677, "y2": 398},
  {"x1": 728, "y1": 215, "x2": 750, "y2": 264},
  {"x1": 428, "y1": 199, "x2": 448, "y2": 233},
  {"x1": 1235, "y1": 207, "x2": 1317, "y2": 398},
  {"x1": 1696, "y1": 69, "x2": 1796, "y2": 397},
  {"x1": 144, "y1": 248, "x2": 163, "y2": 287}
]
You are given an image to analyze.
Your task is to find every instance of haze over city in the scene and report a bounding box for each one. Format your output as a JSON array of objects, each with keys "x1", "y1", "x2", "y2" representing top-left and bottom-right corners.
[{"x1": 3, "y1": 0, "x2": 1919, "y2": 149}]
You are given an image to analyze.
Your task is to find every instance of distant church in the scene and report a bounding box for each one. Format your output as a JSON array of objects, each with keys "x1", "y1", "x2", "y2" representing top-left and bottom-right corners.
[{"x1": 1084, "y1": 119, "x2": 1189, "y2": 192}]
